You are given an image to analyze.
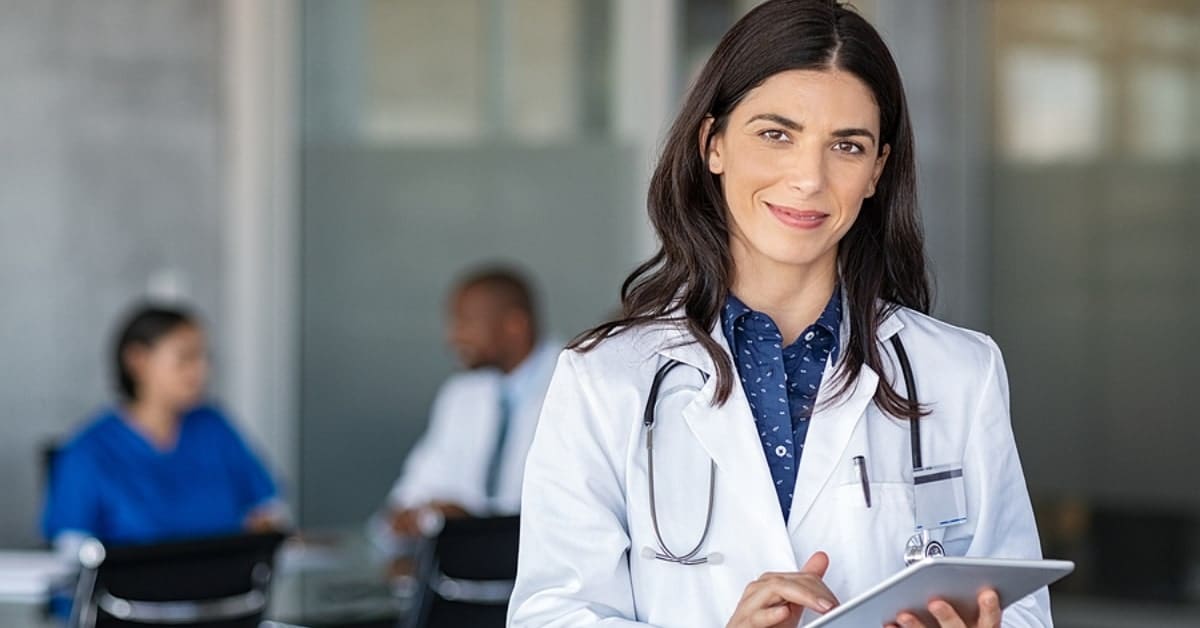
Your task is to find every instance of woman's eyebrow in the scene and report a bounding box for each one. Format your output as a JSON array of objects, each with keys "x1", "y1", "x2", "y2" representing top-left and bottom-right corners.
[
  {"x1": 746, "y1": 113, "x2": 877, "y2": 145},
  {"x1": 746, "y1": 113, "x2": 802, "y2": 131},
  {"x1": 832, "y1": 128, "x2": 877, "y2": 144}
]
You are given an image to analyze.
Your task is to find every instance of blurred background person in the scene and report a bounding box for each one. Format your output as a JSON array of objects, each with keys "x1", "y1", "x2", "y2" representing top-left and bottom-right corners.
[
  {"x1": 41, "y1": 304, "x2": 287, "y2": 556},
  {"x1": 370, "y1": 267, "x2": 558, "y2": 550}
]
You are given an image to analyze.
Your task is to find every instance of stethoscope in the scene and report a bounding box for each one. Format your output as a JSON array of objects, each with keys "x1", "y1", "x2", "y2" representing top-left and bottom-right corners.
[{"x1": 640, "y1": 334, "x2": 944, "y2": 567}]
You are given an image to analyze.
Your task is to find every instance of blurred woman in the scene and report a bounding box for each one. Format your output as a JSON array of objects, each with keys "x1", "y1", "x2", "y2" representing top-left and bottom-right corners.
[{"x1": 42, "y1": 304, "x2": 286, "y2": 551}]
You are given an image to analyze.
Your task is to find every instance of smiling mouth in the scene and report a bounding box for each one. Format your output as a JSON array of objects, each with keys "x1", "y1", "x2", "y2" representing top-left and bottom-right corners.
[{"x1": 766, "y1": 202, "x2": 829, "y2": 230}]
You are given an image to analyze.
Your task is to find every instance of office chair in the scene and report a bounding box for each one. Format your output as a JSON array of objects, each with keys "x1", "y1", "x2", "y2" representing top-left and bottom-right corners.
[
  {"x1": 406, "y1": 515, "x2": 520, "y2": 628},
  {"x1": 40, "y1": 440, "x2": 61, "y2": 491},
  {"x1": 69, "y1": 530, "x2": 286, "y2": 628}
]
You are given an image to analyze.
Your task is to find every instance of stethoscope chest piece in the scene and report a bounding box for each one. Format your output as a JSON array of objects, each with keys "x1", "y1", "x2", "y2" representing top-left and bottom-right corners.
[{"x1": 904, "y1": 530, "x2": 945, "y2": 566}]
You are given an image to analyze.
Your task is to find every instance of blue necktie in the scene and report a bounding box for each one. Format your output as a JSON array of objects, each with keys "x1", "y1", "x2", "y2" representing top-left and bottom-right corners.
[{"x1": 484, "y1": 391, "x2": 512, "y2": 499}]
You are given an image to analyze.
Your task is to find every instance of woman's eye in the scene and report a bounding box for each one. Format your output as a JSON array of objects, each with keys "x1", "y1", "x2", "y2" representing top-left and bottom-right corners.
[
  {"x1": 834, "y1": 141, "x2": 864, "y2": 154},
  {"x1": 760, "y1": 129, "x2": 789, "y2": 143}
]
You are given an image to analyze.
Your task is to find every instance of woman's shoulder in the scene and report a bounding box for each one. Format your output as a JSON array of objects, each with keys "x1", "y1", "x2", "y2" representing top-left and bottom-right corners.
[
  {"x1": 64, "y1": 407, "x2": 123, "y2": 442},
  {"x1": 180, "y1": 403, "x2": 251, "y2": 442},
  {"x1": 562, "y1": 320, "x2": 683, "y2": 375},
  {"x1": 56, "y1": 407, "x2": 125, "y2": 464},
  {"x1": 891, "y1": 306, "x2": 1002, "y2": 372}
]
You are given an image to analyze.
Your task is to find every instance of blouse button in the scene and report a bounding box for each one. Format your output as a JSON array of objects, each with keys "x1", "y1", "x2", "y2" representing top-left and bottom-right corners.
[
  {"x1": 775, "y1": 445, "x2": 787, "y2": 457},
  {"x1": 804, "y1": 331, "x2": 816, "y2": 341}
]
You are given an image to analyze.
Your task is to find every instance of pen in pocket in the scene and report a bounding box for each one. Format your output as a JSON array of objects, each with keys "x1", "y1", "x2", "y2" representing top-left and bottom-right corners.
[{"x1": 852, "y1": 455, "x2": 871, "y2": 508}]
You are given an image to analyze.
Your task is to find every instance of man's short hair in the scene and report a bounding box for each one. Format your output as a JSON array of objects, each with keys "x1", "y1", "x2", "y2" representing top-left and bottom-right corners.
[{"x1": 455, "y1": 265, "x2": 539, "y2": 334}]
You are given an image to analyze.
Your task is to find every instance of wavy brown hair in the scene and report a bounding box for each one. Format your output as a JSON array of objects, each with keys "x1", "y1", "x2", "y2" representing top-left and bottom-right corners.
[{"x1": 569, "y1": 0, "x2": 930, "y2": 420}]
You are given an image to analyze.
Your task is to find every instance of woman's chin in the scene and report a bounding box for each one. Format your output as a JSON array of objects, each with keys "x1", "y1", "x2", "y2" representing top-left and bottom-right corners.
[
  {"x1": 759, "y1": 244, "x2": 837, "y2": 271},
  {"x1": 172, "y1": 392, "x2": 205, "y2": 411}
]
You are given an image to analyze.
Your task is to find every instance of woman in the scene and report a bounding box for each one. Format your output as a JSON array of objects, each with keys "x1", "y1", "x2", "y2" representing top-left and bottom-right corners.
[
  {"x1": 508, "y1": 1, "x2": 1050, "y2": 627},
  {"x1": 42, "y1": 304, "x2": 286, "y2": 551}
]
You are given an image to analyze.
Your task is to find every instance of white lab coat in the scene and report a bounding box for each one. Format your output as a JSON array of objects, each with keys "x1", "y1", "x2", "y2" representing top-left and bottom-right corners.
[
  {"x1": 385, "y1": 342, "x2": 560, "y2": 516},
  {"x1": 508, "y1": 306, "x2": 1051, "y2": 627}
]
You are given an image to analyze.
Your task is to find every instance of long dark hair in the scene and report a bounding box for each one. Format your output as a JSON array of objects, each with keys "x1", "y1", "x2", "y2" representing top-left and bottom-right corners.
[
  {"x1": 113, "y1": 304, "x2": 198, "y2": 401},
  {"x1": 569, "y1": 0, "x2": 930, "y2": 420}
]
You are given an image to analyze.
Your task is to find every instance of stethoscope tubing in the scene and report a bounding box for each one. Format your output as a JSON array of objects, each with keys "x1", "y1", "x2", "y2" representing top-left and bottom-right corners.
[{"x1": 642, "y1": 335, "x2": 933, "y2": 566}]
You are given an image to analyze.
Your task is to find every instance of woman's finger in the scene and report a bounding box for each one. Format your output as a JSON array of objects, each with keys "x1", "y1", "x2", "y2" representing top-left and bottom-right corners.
[
  {"x1": 729, "y1": 570, "x2": 840, "y2": 628},
  {"x1": 976, "y1": 589, "x2": 1002, "y2": 627},
  {"x1": 744, "y1": 602, "x2": 792, "y2": 628},
  {"x1": 928, "y1": 600, "x2": 968, "y2": 628},
  {"x1": 748, "y1": 574, "x2": 837, "y2": 612}
]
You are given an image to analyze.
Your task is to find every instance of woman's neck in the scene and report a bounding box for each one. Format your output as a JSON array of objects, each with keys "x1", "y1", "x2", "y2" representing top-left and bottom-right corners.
[
  {"x1": 124, "y1": 398, "x2": 181, "y2": 450},
  {"x1": 729, "y1": 245, "x2": 838, "y2": 344}
]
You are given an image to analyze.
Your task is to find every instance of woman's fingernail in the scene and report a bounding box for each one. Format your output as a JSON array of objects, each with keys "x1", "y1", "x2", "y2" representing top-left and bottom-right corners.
[
  {"x1": 817, "y1": 598, "x2": 834, "y2": 611},
  {"x1": 984, "y1": 592, "x2": 999, "y2": 607}
]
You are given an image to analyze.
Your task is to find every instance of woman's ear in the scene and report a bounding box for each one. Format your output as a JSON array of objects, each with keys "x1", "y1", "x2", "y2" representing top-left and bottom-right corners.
[
  {"x1": 698, "y1": 116, "x2": 724, "y2": 175},
  {"x1": 866, "y1": 144, "x2": 891, "y2": 198},
  {"x1": 123, "y1": 344, "x2": 149, "y2": 381}
]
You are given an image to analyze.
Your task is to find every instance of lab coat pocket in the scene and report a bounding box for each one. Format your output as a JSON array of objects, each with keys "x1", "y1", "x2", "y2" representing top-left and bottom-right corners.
[{"x1": 830, "y1": 482, "x2": 914, "y2": 582}]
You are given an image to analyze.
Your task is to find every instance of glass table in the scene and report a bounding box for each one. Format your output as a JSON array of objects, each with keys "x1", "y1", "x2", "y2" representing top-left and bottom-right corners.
[{"x1": 269, "y1": 527, "x2": 417, "y2": 627}]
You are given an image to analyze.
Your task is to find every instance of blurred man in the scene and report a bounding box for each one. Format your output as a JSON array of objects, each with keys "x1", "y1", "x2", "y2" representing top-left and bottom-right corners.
[{"x1": 371, "y1": 267, "x2": 558, "y2": 546}]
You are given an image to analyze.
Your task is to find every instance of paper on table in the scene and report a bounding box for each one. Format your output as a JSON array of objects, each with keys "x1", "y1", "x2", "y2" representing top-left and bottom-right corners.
[{"x1": 0, "y1": 551, "x2": 76, "y2": 601}]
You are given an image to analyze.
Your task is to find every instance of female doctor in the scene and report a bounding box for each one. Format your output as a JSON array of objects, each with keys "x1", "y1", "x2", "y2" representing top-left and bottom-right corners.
[{"x1": 508, "y1": 1, "x2": 1050, "y2": 627}]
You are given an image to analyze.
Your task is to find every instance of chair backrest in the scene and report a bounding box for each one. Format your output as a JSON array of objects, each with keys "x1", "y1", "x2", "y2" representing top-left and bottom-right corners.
[
  {"x1": 72, "y1": 531, "x2": 286, "y2": 628},
  {"x1": 409, "y1": 515, "x2": 520, "y2": 628},
  {"x1": 40, "y1": 440, "x2": 61, "y2": 491}
]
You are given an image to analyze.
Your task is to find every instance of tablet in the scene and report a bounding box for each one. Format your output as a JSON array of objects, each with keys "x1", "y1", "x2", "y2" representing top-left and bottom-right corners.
[{"x1": 806, "y1": 557, "x2": 1074, "y2": 627}]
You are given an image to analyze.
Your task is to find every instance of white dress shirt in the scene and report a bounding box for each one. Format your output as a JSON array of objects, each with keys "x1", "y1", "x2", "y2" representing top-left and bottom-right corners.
[{"x1": 384, "y1": 340, "x2": 560, "y2": 516}]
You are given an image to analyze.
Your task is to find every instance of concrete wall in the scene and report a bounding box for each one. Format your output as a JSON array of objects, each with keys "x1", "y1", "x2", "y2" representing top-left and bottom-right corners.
[
  {"x1": 0, "y1": 0, "x2": 225, "y2": 547},
  {"x1": 298, "y1": 143, "x2": 637, "y2": 526},
  {"x1": 296, "y1": 0, "x2": 650, "y2": 527}
]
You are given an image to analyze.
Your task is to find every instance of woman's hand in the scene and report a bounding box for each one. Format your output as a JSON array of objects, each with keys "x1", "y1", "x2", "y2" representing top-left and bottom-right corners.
[
  {"x1": 244, "y1": 502, "x2": 289, "y2": 533},
  {"x1": 726, "y1": 552, "x2": 839, "y2": 628},
  {"x1": 244, "y1": 511, "x2": 280, "y2": 533},
  {"x1": 885, "y1": 588, "x2": 1001, "y2": 628}
]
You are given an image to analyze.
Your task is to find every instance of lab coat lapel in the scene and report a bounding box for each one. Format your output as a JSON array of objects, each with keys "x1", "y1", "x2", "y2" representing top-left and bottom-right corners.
[
  {"x1": 787, "y1": 304, "x2": 904, "y2": 533},
  {"x1": 786, "y1": 360, "x2": 878, "y2": 533}
]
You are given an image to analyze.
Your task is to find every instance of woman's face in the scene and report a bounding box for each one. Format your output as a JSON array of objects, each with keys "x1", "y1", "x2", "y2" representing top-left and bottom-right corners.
[
  {"x1": 703, "y1": 69, "x2": 890, "y2": 274},
  {"x1": 127, "y1": 324, "x2": 209, "y2": 409}
]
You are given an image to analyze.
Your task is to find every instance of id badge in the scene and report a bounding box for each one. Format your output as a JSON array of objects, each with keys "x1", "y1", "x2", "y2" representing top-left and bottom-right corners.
[{"x1": 913, "y1": 464, "x2": 967, "y2": 530}]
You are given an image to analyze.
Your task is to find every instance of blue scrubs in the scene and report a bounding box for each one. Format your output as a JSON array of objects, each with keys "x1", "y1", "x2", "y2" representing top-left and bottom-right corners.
[{"x1": 42, "y1": 404, "x2": 279, "y2": 545}]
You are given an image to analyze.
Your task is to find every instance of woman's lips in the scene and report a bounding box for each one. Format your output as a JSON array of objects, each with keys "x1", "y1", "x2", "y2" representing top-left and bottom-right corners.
[{"x1": 766, "y1": 202, "x2": 829, "y2": 230}]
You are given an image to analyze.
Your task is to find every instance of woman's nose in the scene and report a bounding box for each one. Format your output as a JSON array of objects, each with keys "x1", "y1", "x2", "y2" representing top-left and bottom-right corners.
[{"x1": 784, "y1": 146, "x2": 826, "y2": 196}]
